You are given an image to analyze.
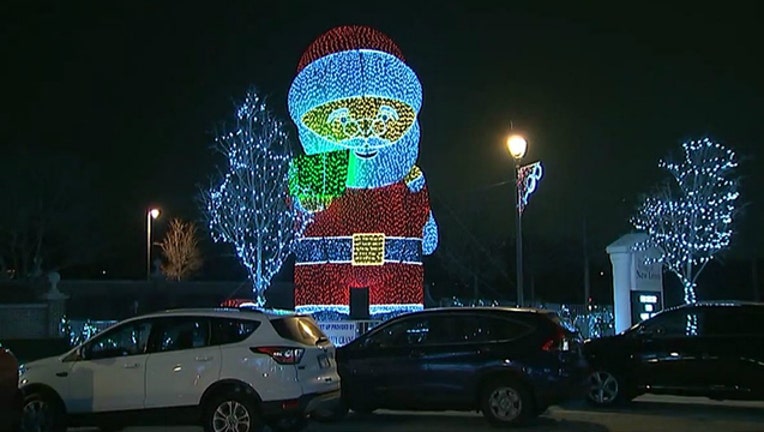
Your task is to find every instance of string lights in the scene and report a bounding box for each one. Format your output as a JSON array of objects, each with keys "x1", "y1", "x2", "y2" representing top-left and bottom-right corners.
[
  {"x1": 202, "y1": 88, "x2": 310, "y2": 306},
  {"x1": 632, "y1": 138, "x2": 739, "y2": 304},
  {"x1": 287, "y1": 26, "x2": 438, "y2": 316}
]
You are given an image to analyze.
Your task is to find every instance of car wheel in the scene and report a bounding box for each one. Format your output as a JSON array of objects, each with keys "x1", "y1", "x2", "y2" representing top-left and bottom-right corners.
[
  {"x1": 587, "y1": 370, "x2": 630, "y2": 406},
  {"x1": 480, "y1": 379, "x2": 534, "y2": 427},
  {"x1": 21, "y1": 392, "x2": 66, "y2": 432},
  {"x1": 268, "y1": 416, "x2": 308, "y2": 432},
  {"x1": 203, "y1": 390, "x2": 264, "y2": 432}
]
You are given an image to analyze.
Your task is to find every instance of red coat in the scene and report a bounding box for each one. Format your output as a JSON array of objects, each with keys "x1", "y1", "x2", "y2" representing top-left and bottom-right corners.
[{"x1": 294, "y1": 180, "x2": 431, "y2": 309}]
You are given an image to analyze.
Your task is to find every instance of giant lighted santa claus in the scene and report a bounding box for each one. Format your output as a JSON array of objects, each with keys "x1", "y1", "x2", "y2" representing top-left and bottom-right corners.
[{"x1": 288, "y1": 26, "x2": 438, "y2": 316}]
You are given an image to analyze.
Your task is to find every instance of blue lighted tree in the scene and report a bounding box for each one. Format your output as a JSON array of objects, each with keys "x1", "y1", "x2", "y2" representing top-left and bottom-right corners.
[
  {"x1": 632, "y1": 138, "x2": 740, "y2": 304},
  {"x1": 201, "y1": 88, "x2": 310, "y2": 306}
]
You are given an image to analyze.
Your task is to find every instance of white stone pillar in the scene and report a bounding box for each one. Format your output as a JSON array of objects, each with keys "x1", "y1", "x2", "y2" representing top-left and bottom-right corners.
[
  {"x1": 607, "y1": 233, "x2": 663, "y2": 335},
  {"x1": 609, "y1": 252, "x2": 633, "y2": 334}
]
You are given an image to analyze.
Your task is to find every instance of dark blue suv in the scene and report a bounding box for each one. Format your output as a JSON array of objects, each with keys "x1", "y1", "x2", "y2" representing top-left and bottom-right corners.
[{"x1": 333, "y1": 307, "x2": 588, "y2": 426}]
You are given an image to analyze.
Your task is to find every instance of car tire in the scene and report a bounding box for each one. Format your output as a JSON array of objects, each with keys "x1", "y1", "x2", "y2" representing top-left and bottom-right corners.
[
  {"x1": 480, "y1": 378, "x2": 534, "y2": 427},
  {"x1": 202, "y1": 390, "x2": 264, "y2": 432},
  {"x1": 21, "y1": 391, "x2": 66, "y2": 432},
  {"x1": 587, "y1": 370, "x2": 633, "y2": 407}
]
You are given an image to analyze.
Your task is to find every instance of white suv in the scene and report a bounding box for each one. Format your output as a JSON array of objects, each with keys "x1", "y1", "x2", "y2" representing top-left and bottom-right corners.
[{"x1": 18, "y1": 308, "x2": 340, "y2": 432}]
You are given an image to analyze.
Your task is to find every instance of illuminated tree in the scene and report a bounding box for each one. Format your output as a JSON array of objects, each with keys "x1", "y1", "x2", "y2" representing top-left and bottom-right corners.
[
  {"x1": 159, "y1": 218, "x2": 203, "y2": 281},
  {"x1": 201, "y1": 88, "x2": 310, "y2": 305},
  {"x1": 632, "y1": 138, "x2": 740, "y2": 304}
]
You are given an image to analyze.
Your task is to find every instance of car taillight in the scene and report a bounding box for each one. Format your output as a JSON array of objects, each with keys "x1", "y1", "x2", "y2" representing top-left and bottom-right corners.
[
  {"x1": 542, "y1": 328, "x2": 571, "y2": 352},
  {"x1": 251, "y1": 347, "x2": 305, "y2": 364}
]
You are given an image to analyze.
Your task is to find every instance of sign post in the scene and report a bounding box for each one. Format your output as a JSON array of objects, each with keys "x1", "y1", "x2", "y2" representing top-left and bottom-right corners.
[{"x1": 607, "y1": 233, "x2": 664, "y2": 333}]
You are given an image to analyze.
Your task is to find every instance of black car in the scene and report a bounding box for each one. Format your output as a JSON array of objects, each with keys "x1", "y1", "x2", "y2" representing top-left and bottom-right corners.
[
  {"x1": 332, "y1": 307, "x2": 588, "y2": 426},
  {"x1": 584, "y1": 301, "x2": 764, "y2": 406}
]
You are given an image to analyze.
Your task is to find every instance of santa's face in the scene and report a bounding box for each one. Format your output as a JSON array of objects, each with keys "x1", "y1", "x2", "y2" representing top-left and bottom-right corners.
[{"x1": 302, "y1": 95, "x2": 419, "y2": 188}]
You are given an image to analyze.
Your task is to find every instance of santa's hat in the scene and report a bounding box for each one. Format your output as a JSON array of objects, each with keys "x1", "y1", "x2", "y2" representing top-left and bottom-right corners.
[{"x1": 288, "y1": 26, "x2": 422, "y2": 155}]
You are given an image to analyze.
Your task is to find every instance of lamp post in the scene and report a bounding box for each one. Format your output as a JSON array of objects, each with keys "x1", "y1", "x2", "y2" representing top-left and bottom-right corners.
[
  {"x1": 507, "y1": 134, "x2": 528, "y2": 306},
  {"x1": 146, "y1": 208, "x2": 160, "y2": 280}
]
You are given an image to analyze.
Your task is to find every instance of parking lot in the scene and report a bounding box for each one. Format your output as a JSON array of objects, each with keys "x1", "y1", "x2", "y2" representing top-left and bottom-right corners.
[{"x1": 76, "y1": 395, "x2": 764, "y2": 432}]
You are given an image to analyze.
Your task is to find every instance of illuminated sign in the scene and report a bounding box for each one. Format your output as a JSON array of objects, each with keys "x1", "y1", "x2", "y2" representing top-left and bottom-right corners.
[
  {"x1": 631, "y1": 290, "x2": 663, "y2": 324},
  {"x1": 317, "y1": 321, "x2": 358, "y2": 347}
]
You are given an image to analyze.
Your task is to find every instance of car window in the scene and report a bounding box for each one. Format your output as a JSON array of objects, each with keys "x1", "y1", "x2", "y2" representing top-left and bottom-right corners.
[
  {"x1": 449, "y1": 315, "x2": 489, "y2": 343},
  {"x1": 397, "y1": 318, "x2": 429, "y2": 346},
  {"x1": 364, "y1": 316, "x2": 447, "y2": 347},
  {"x1": 705, "y1": 307, "x2": 764, "y2": 336},
  {"x1": 151, "y1": 317, "x2": 210, "y2": 353},
  {"x1": 365, "y1": 318, "x2": 416, "y2": 347},
  {"x1": 447, "y1": 315, "x2": 531, "y2": 343},
  {"x1": 270, "y1": 316, "x2": 327, "y2": 345},
  {"x1": 640, "y1": 308, "x2": 704, "y2": 337},
  {"x1": 85, "y1": 320, "x2": 153, "y2": 360},
  {"x1": 210, "y1": 318, "x2": 261, "y2": 345},
  {"x1": 485, "y1": 316, "x2": 533, "y2": 341}
]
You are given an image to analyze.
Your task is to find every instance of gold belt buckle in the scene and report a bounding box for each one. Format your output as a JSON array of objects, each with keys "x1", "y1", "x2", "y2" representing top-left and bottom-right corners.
[{"x1": 351, "y1": 233, "x2": 385, "y2": 266}]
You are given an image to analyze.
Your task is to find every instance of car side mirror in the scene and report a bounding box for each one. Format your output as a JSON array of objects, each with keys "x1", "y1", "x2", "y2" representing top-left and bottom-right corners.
[
  {"x1": 76, "y1": 346, "x2": 88, "y2": 361},
  {"x1": 64, "y1": 346, "x2": 85, "y2": 362}
]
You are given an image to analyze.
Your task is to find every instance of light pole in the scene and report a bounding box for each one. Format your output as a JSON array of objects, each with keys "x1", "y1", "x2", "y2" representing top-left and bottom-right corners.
[
  {"x1": 507, "y1": 134, "x2": 528, "y2": 306},
  {"x1": 146, "y1": 208, "x2": 160, "y2": 280}
]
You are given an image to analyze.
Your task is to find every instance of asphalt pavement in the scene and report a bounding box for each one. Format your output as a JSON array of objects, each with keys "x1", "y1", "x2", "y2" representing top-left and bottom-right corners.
[{"x1": 74, "y1": 395, "x2": 764, "y2": 432}]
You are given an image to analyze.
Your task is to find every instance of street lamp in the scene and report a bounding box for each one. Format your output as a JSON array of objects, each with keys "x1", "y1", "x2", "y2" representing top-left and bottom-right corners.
[
  {"x1": 147, "y1": 208, "x2": 160, "y2": 280},
  {"x1": 506, "y1": 134, "x2": 527, "y2": 306}
]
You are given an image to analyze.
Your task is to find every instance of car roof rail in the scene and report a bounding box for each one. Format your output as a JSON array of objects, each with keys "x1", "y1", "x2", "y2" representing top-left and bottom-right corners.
[{"x1": 236, "y1": 303, "x2": 266, "y2": 312}]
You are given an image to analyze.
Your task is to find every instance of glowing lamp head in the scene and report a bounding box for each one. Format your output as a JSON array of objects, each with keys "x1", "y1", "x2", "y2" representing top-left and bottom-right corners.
[
  {"x1": 507, "y1": 134, "x2": 528, "y2": 160},
  {"x1": 149, "y1": 209, "x2": 160, "y2": 219}
]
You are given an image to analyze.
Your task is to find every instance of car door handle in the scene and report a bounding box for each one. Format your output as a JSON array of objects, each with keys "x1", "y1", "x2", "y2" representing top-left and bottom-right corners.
[
  {"x1": 123, "y1": 363, "x2": 140, "y2": 369},
  {"x1": 195, "y1": 356, "x2": 213, "y2": 362},
  {"x1": 55, "y1": 371, "x2": 68, "y2": 377}
]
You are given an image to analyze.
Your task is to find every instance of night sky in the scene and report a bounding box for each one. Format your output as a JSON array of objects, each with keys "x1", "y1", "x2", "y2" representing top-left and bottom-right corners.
[{"x1": 3, "y1": 2, "x2": 762, "y2": 300}]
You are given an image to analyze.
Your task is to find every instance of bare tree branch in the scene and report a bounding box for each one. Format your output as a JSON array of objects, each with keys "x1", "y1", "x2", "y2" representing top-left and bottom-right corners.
[{"x1": 160, "y1": 218, "x2": 203, "y2": 281}]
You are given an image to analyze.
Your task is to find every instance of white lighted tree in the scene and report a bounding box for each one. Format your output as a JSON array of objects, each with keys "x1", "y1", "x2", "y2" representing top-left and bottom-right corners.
[
  {"x1": 631, "y1": 138, "x2": 739, "y2": 304},
  {"x1": 201, "y1": 88, "x2": 310, "y2": 306}
]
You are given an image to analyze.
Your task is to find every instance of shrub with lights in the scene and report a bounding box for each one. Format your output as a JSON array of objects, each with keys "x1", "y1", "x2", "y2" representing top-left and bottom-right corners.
[
  {"x1": 632, "y1": 138, "x2": 740, "y2": 305},
  {"x1": 287, "y1": 26, "x2": 438, "y2": 316}
]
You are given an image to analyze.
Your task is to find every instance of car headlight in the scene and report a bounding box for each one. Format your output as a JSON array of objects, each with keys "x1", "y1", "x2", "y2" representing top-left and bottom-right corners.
[{"x1": 18, "y1": 363, "x2": 26, "y2": 377}]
